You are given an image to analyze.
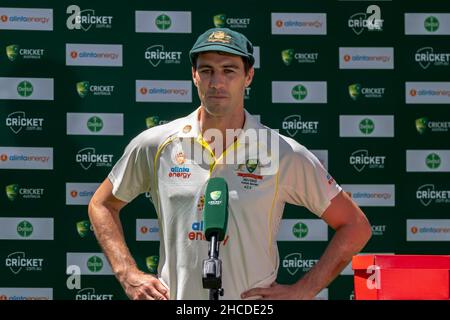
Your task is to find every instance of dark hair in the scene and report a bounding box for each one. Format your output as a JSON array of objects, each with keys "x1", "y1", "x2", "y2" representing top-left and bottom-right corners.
[{"x1": 191, "y1": 52, "x2": 253, "y2": 75}]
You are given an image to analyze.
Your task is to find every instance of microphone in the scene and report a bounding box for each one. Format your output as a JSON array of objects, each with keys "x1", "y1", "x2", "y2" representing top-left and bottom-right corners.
[
  {"x1": 202, "y1": 177, "x2": 229, "y2": 299},
  {"x1": 203, "y1": 177, "x2": 229, "y2": 241}
]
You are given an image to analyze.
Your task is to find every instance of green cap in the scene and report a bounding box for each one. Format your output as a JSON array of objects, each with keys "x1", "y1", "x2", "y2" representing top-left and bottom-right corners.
[{"x1": 189, "y1": 27, "x2": 255, "y2": 66}]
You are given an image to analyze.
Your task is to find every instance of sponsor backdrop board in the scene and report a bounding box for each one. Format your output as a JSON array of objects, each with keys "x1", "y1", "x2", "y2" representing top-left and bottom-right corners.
[{"x1": 0, "y1": 0, "x2": 449, "y2": 300}]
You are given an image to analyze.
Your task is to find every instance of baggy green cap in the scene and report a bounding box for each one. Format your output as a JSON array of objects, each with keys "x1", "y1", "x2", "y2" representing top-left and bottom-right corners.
[{"x1": 189, "y1": 27, "x2": 255, "y2": 66}]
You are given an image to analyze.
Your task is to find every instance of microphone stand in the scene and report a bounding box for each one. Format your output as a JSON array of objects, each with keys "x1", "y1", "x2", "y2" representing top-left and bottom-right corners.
[{"x1": 202, "y1": 233, "x2": 224, "y2": 300}]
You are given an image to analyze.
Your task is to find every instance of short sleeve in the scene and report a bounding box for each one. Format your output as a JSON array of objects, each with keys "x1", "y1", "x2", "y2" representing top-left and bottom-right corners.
[
  {"x1": 108, "y1": 134, "x2": 153, "y2": 203},
  {"x1": 279, "y1": 144, "x2": 342, "y2": 217}
]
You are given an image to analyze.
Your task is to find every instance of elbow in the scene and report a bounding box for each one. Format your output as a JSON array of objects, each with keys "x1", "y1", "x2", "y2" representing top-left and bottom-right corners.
[{"x1": 359, "y1": 216, "x2": 372, "y2": 249}]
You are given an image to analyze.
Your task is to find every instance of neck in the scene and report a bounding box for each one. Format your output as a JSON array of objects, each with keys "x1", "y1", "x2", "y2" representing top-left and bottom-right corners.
[{"x1": 198, "y1": 106, "x2": 245, "y2": 156}]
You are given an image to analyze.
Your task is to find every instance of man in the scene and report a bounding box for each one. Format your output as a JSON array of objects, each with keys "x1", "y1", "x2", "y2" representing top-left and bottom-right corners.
[{"x1": 88, "y1": 27, "x2": 372, "y2": 300}]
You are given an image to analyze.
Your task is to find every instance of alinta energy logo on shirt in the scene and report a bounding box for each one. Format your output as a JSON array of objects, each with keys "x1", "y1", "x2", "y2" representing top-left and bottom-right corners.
[
  {"x1": 415, "y1": 117, "x2": 450, "y2": 134},
  {"x1": 348, "y1": 83, "x2": 385, "y2": 100},
  {"x1": 144, "y1": 45, "x2": 182, "y2": 67},
  {"x1": 5, "y1": 184, "x2": 44, "y2": 201},
  {"x1": 347, "y1": 5, "x2": 383, "y2": 35},
  {"x1": 282, "y1": 252, "x2": 318, "y2": 276},
  {"x1": 281, "y1": 49, "x2": 319, "y2": 65},
  {"x1": 169, "y1": 152, "x2": 191, "y2": 179},
  {"x1": 187, "y1": 220, "x2": 230, "y2": 245},
  {"x1": 66, "y1": 5, "x2": 113, "y2": 31},
  {"x1": 6, "y1": 111, "x2": 44, "y2": 134},
  {"x1": 213, "y1": 14, "x2": 251, "y2": 28},
  {"x1": 349, "y1": 149, "x2": 386, "y2": 172},
  {"x1": 416, "y1": 184, "x2": 450, "y2": 206},
  {"x1": 6, "y1": 44, "x2": 45, "y2": 61},
  {"x1": 415, "y1": 47, "x2": 450, "y2": 69},
  {"x1": 282, "y1": 115, "x2": 319, "y2": 137},
  {"x1": 75, "y1": 147, "x2": 113, "y2": 170},
  {"x1": 76, "y1": 81, "x2": 115, "y2": 97},
  {"x1": 5, "y1": 251, "x2": 44, "y2": 274}
]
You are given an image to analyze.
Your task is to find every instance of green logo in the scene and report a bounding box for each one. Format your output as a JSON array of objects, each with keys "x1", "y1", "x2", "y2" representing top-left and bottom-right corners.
[
  {"x1": 6, "y1": 184, "x2": 19, "y2": 201},
  {"x1": 210, "y1": 191, "x2": 222, "y2": 201},
  {"x1": 17, "y1": 81, "x2": 33, "y2": 97},
  {"x1": 145, "y1": 116, "x2": 160, "y2": 128},
  {"x1": 87, "y1": 116, "x2": 103, "y2": 133},
  {"x1": 291, "y1": 84, "x2": 307, "y2": 100},
  {"x1": 246, "y1": 159, "x2": 258, "y2": 173},
  {"x1": 281, "y1": 49, "x2": 294, "y2": 66},
  {"x1": 76, "y1": 220, "x2": 91, "y2": 238},
  {"x1": 17, "y1": 220, "x2": 33, "y2": 237},
  {"x1": 155, "y1": 14, "x2": 171, "y2": 30},
  {"x1": 292, "y1": 222, "x2": 308, "y2": 239},
  {"x1": 6, "y1": 44, "x2": 19, "y2": 61},
  {"x1": 426, "y1": 153, "x2": 441, "y2": 169},
  {"x1": 146, "y1": 256, "x2": 159, "y2": 274},
  {"x1": 76, "y1": 81, "x2": 89, "y2": 98},
  {"x1": 415, "y1": 117, "x2": 428, "y2": 134},
  {"x1": 348, "y1": 83, "x2": 362, "y2": 100},
  {"x1": 87, "y1": 255, "x2": 103, "y2": 272},
  {"x1": 424, "y1": 16, "x2": 439, "y2": 32},
  {"x1": 359, "y1": 118, "x2": 375, "y2": 135},
  {"x1": 213, "y1": 14, "x2": 226, "y2": 28}
]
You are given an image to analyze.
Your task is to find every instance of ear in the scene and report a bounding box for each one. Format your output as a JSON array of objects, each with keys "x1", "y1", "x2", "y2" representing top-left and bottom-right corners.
[
  {"x1": 245, "y1": 67, "x2": 254, "y2": 88},
  {"x1": 192, "y1": 66, "x2": 198, "y2": 87}
]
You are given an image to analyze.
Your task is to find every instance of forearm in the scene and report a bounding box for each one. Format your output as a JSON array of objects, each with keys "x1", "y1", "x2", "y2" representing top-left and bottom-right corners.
[
  {"x1": 294, "y1": 223, "x2": 371, "y2": 299},
  {"x1": 88, "y1": 202, "x2": 138, "y2": 281}
]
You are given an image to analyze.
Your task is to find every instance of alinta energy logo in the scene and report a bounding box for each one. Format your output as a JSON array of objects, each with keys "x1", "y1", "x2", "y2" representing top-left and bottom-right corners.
[
  {"x1": 5, "y1": 252, "x2": 43, "y2": 274},
  {"x1": 75, "y1": 288, "x2": 113, "y2": 300},
  {"x1": 415, "y1": 47, "x2": 450, "y2": 69},
  {"x1": 213, "y1": 14, "x2": 250, "y2": 28},
  {"x1": 6, "y1": 44, "x2": 44, "y2": 61},
  {"x1": 86, "y1": 116, "x2": 103, "y2": 133},
  {"x1": 76, "y1": 220, "x2": 93, "y2": 238},
  {"x1": 145, "y1": 116, "x2": 169, "y2": 128},
  {"x1": 144, "y1": 45, "x2": 182, "y2": 67},
  {"x1": 5, "y1": 184, "x2": 44, "y2": 201},
  {"x1": 282, "y1": 252, "x2": 318, "y2": 276},
  {"x1": 415, "y1": 117, "x2": 450, "y2": 134},
  {"x1": 17, "y1": 220, "x2": 33, "y2": 238},
  {"x1": 408, "y1": 87, "x2": 450, "y2": 99},
  {"x1": 66, "y1": 5, "x2": 113, "y2": 31},
  {"x1": 416, "y1": 184, "x2": 450, "y2": 206},
  {"x1": 146, "y1": 256, "x2": 159, "y2": 274},
  {"x1": 348, "y1": 83, "x2": 385, "y2": 100},
  {"x1": 17, "y1": 80, "x2": 33, "y2": 97},
  {"x1": 281, "y1": 49, "x2": 318, "y2": 65},
  {"x1": 292, "y1": 222, "x2": 308, "y2": 239},
  {"x1": 348, "y1": 5, "x2": 383, "y2": 35},
  {"x1": 282, "y1": 115, "x2": 319, "y2": 137},
  {"x1": 424, "y1": 16, "x2": 439, "y2": 32},
  {"x1": 291, "y1": 84, "x2": 308, "y2": 101},
  {"x1": 69, "y1": 50, "x2": 119, "y2": 61},
  {"x1": 87, "y1": 255, "x2": 103, "y2": 273},
  {"x1": 6, "y1": 111, "x2": 44, "y2": 134},
  {"x1": 155, "y1": 14, "x2": 171, "y2": 30},
  {"x1": 425, "y1": 153, "x2": 441, "y2": 170},
  {"x1": 76, "y1": 147, "x2": 113, "y2": 170},
  {"x1": 349, "y1": 149, "x2": 386, "y2": 172},
  {"x1": 359, "y1": 118, "x2": 375, "y2": 135},
  {"x1": 76, "y1": 81, "x2": 114, "y2": 97}
]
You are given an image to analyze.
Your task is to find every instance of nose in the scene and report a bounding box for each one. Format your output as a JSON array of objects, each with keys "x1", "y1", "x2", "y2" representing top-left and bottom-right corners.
[{"x1": 209, "y1": 71, "x2": 225, "y2": 89}]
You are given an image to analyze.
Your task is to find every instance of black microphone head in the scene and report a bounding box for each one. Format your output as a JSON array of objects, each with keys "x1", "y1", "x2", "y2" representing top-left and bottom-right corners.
[{"x1": 203, "y1": 177, "x2": 229, "y2": 241}]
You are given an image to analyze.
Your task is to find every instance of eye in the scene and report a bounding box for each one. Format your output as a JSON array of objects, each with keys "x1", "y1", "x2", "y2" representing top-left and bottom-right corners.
[{"x1": 224, "y1": 69, "x2": 235, "y2": 74}]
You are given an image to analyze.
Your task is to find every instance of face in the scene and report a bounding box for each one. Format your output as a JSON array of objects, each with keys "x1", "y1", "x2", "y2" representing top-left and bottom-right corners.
[{"x1": 192, "y1": 52, "x2": 254, "y2": 117}]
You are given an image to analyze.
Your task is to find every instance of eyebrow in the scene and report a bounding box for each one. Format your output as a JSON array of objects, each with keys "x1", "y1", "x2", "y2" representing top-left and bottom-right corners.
[{"x1": 197, "y1": 63, "x2": 241, "y2": 70}]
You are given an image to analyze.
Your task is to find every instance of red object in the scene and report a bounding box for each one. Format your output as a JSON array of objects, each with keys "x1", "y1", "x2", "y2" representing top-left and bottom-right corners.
[{"x1": 352, "y1": 254, "x2": 450, "y2": 300}]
